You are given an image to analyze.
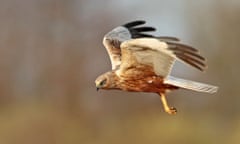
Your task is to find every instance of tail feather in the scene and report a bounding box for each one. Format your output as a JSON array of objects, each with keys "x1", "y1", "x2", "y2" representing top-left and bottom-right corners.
[{"x1": 164, "y1": 76, "x2": 218, "y2": 93}]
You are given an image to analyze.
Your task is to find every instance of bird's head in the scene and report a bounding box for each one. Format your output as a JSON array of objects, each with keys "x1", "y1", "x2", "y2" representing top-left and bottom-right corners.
[{"x1": 95, "y1": 71, "x2": 117, "y2": 91}]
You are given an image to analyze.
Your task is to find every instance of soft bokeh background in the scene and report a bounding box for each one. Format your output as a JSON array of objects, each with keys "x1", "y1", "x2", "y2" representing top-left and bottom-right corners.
[{"x1": 0, "y1": 0, "x2": 239, "y2": 144}]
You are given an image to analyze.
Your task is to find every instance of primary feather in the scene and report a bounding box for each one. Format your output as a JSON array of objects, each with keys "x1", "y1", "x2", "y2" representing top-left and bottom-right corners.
[
  {"x1": 103, "y1": 20, "x2": 157, "y2": 70},
  {"x1": 119, "y1": 38, "x2": 206, "y2": 77},
  {"x1": 164, "y1": 76, "x2": 218, "y2": 93}
]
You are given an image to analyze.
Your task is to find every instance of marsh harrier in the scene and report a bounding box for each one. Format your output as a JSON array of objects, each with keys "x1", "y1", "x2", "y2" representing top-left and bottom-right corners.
[{"x1": 95, "y1": 20, "x2": 218, "y2": 115}]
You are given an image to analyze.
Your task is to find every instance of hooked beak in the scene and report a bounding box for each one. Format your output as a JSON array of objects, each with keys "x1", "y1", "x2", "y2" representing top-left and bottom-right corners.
[
  {"x1": 96, "y1": 87, "x2": 100, "y2": 91},
  {"x1": 96, "y1": 84, "x2": 101, "y2": 91}
]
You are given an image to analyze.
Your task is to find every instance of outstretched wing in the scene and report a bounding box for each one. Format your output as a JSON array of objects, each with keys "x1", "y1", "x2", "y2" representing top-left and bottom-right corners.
[
  {"x1": 118, "y1": 38, "x2": 206, "y2": 78},
  {"x1": 164, "y1": 76, "x2": 218, "y2": 93},
  {"x1": 103, "y1": 20, "x2": 156, "y2": 70}
]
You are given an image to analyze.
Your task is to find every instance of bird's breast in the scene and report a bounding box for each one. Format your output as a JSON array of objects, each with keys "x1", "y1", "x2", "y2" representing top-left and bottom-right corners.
[{"x1": 118, "y1": 76, "x2": 177, "y2": 93}]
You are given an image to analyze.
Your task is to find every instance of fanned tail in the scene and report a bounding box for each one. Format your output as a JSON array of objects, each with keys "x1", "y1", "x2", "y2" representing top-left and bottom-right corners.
[{"x1": 164, "y1": 76, "x2": 218, "y2": 93}]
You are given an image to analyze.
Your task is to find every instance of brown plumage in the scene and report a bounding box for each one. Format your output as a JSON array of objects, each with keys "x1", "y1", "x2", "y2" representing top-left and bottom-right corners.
[{"x1": 95, "y1": 20, "x2": 218, "y2": 115}]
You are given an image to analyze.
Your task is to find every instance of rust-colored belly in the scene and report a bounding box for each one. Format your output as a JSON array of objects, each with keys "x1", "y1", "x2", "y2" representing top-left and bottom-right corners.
[{"x1": 119, "y1": 76, "x2": 178, "y2": 93}]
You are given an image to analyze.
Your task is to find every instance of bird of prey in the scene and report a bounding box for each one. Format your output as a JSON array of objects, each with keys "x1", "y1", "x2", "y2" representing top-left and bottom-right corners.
[{"x1": 95, "y1": 20, "x2": 218, "y2": 115}]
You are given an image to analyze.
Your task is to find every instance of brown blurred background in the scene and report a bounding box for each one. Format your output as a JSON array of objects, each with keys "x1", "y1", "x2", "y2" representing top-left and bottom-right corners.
[{"x1": 0, "y1": 0, "x2": 240, "y2": 144}]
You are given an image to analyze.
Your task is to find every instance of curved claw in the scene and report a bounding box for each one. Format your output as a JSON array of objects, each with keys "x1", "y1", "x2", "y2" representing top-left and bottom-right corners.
[
  {"x1": 166, "y1": 107, "x2": 177, "y2": 115},
  {"x1": 159, "y1": 93, "x2": 177, "y2": 115}
]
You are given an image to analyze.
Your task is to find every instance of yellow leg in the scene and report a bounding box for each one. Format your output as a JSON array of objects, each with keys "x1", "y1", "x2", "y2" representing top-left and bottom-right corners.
[{"x1": 159, "y1": 93, "x2": 177, "y2": 115}]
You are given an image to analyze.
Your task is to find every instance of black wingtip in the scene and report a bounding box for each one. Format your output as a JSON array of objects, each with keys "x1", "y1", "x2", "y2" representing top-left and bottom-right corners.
[
  {"x1": 132, "y1": 27, "x2": 156, "y2": 32},
  {"x1": 122, "y1": 20, "x2": 156, "y2": 38},
  {"x1": 123, "y1": 20, "x2": 146, "y2": 28},
  {"x1": 157, "y1": 36, "x2": 180, "y2": 41}
]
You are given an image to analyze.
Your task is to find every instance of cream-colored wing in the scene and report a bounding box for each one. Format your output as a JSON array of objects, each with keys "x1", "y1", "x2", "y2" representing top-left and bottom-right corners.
[
  {"x1": 164, "y1": 76, "x2": 218, "y2": 93},
  {"x1": 118, "y1": 38, "x2": 206, "y2": 78},
  {"x1": 103, "y1": 20, "x2": 156, "y2": 70}
]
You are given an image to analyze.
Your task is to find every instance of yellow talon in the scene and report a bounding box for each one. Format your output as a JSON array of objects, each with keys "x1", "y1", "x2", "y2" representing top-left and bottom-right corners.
[{"x1": 159, "y1": 93, "x2": 177, "y2": 115}]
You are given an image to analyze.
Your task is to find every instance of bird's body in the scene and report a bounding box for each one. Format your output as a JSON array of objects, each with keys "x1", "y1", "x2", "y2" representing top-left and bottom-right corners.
[
  {"x1": 118, "y1": 75, "x2": 177, "y2": 93},
  {"x1": 100, "y1": 70, "x2": 178, "y2": 93},
  {"x1": 95, "y1": 20, "x2": 218, "y2": 114}
]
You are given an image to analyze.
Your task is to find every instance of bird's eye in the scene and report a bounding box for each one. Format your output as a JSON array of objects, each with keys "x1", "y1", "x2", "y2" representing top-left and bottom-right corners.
[{"x1": 100, "y1": 79, "x2": 107, "y2": 86}]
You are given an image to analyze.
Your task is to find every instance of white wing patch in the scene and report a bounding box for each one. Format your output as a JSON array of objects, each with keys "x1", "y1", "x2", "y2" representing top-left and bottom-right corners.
[
  {"x1": 120, "y1": 38, "x2": 177, "y2": 77},
  {"x1": 164, "y1": 76, "x2": 218, "y2": 93},
  {"x1": 120, "y1": 37, "x2": 207, "y2": 77}
]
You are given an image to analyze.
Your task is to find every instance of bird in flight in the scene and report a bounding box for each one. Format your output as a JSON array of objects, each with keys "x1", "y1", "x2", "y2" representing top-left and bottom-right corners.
[{"x1": 95, "y1": 20, "x2": 218, "y2": 115}]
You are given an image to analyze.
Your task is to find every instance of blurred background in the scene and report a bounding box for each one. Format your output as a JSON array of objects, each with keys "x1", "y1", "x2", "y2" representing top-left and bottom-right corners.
[{"x1": 0, "y1": 0, "x2": 239, "y2": 144}]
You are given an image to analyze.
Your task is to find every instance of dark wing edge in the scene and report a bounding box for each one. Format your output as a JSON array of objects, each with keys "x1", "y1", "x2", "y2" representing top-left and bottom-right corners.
[
  {"x1": 122, "y1": 20, "x2": 156, "y2": 38},
  {"x1": 157, "y1": 36, "x2": 180, "y2": 41},
  {"x1": 166, "y1": 41, "x2": 207, "y2": 71},
  {"x1": 122, "y1": 21, "x2": 180, "y2": 41},
  {"x1": 103, "y1": 20, "x2": 157, "y2": 70}
]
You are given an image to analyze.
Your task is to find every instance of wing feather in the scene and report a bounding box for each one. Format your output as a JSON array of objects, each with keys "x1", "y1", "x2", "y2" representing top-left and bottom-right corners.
[
  {"x1": 119, "y1": 38, "x2": 176, "y2": 78},
  {"x1": 131, "y1": 27, "x2": 156, "y2": 32},
  {"x1": 123, "y1": 20, "x2": 146, "y2": 28},
  {"x1": 157, "y1": 36, "x2": 180, "y2": 41},
  {"x1": 103, "y1": 20, "x2": 156, "y2": 70},
  {"x1": 164, "y1": 76, "x2": 218, "y2": 93},
  {"x1": 166, "y1": 41, "x2": 207, "y2": 71},
  {"x1": 118, "y1": 38, "x2": 207, "y2": 78}
]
